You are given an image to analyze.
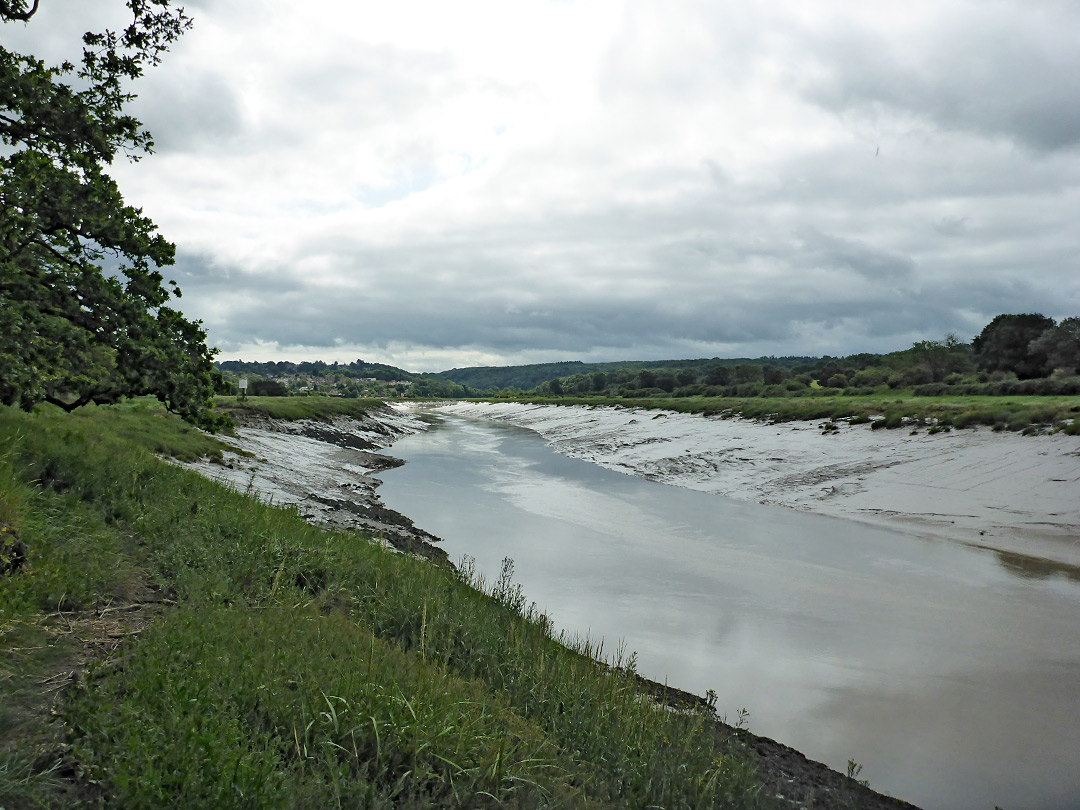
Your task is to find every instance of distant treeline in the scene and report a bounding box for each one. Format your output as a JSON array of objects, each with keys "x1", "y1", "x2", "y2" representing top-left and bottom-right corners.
[
  {"x1": 436, "y1": 357, "x2": 818, "y2": 391},
  {"x1": 215, "y1": 313, "x2": 1079, "y2": 399},
  {"x1": 526, "y1": 314, "x2": 1080, "y2": 400},
  {"x1": 217, "y1": 359, "x2": 418, "y2": 383}
]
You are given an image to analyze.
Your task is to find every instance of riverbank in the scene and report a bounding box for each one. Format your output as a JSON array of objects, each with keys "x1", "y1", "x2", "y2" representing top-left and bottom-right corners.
[
  {"x1": 5, "y1": 401, "x2": 806, "y2": 809},
  {"x1": 175, "y1": 403, "x2": 918, "y2": 810},
  {"x1": 179, "y1": 404, "x2": 450, "y2": 562},
  {"x1": 431, "y1": 401, "x2": 1080, "y2": 569}
]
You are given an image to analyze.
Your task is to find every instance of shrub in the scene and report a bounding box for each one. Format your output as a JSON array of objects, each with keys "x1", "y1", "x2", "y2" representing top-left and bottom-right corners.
[
  {"x1": 913, "y1": 383, "x2": 949, "y2": 397},
  {"x1": 851, "y1": 368, "x2": 889, "y2": 387},
  {"x1": 674, "y1": 384, "x2": 706, "y2": 398},
  {"x1": 824, "y1": 374, "x2": 848, "y2": 389}
]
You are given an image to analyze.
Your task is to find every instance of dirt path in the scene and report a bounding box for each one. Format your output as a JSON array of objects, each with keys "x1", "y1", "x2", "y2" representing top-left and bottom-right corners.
[{"x1": 1, "y1": 593, "x2": 172, "y2": 807}]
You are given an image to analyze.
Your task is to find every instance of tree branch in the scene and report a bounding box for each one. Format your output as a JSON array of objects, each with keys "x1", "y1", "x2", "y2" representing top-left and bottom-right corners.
[
  {"x1": 43, "y1": 392, "x2": 90, "y2": 413},
  {"x1": 0, "y1": 0, "x2": 40, "y2": 21}
]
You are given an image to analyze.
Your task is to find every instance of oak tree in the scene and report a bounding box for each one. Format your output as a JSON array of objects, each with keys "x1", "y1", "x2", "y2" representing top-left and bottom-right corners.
[
  {"x1": 972, "y1": 314, "x2": 1055, "y2": 380},
  {"x1": 0, "y1": 0, "x2": 226, "y2": 428}
]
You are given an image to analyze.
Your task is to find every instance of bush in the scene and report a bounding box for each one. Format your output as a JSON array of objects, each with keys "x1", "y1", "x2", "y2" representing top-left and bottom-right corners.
[
  {"x1": 897, "y1": 366, "x2": 933, "y2": 387},
  {"x1": 249, "y1": 379, "x2": 288, "y2": 397},
  {"x1": 871, "y1": 413, "x2": 904, "y2": 430},
  {"x1": 851, "y1": 368, "x2": 889, "y2": 387},
  {"x1": 734, "y1": 382, "x2": 763, "y2": 397},
  {"x1": 913, "y1": 383, "x2": 949, "y2": 397},
  {"x1": 674, "y1": 384, "x2": 706, "y2": 398},
  {"x1": 823, "y1": 374, "x2": 848, "y2": 389}
]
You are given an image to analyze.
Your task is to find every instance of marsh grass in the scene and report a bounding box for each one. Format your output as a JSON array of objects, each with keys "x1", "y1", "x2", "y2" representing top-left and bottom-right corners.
[{"x1": 0, "y1": 403, "x2": 766, "y2": 809}]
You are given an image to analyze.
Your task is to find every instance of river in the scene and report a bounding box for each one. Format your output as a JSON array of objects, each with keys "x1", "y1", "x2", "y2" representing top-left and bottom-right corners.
[{"x1": 375, "y1": 412, "x2": 1080, "y2": 810}]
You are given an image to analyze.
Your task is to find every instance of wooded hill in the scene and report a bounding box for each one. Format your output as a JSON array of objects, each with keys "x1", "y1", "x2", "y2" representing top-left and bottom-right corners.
[{"x1": 435, "y1": 357, "x2": 817, "y2": 392}]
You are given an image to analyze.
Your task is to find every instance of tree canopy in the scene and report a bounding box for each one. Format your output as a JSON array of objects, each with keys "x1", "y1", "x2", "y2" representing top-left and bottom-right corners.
[
  {"x1": 972, "y1": 313, "x2": 1056, "y2": 380},
  {"x1": 0, "y1": 0, "x2": 225, "y2": 428},
  {"x1": 1029, "y1": 317, "x2": 1080, "y2": 375}
]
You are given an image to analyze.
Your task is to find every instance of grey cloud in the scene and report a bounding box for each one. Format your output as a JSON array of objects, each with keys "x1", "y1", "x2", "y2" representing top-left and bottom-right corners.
[
  {"x1": 794, "y1": 228, "x2": 916, "y2": 281},
  {"x1": 19, "y1": 0, "x2": 1075, "y2": 370},
  {"x1": 796, "y1": 4, "x2": 1080, "y2": 152},
  {"x1": 177, "y1": 201, "x2": 1074, "y2": 366},
  {"x1": 133, "y1": 70, "x2": 244, "y2": 153},
  {"x1": 933, "y1": 216, "x2": 969, "y2": 237}
]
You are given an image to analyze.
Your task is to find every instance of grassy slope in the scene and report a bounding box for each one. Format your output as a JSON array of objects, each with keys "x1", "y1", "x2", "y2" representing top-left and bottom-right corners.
[
  {"x1": 0, "y1": 400, "x2": 766, "y2": 810},
  {"x1": 214, "y1": 395, "x2": 387, "y2": 422},
  {"x1": 493, "y1": 393, "x2": 1080, "y2": 433}
]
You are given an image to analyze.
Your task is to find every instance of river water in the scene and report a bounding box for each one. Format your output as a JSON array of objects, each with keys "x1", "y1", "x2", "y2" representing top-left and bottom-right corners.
[{"x1": 375, "y1": 413, "x2": 1080, "y2": 810}]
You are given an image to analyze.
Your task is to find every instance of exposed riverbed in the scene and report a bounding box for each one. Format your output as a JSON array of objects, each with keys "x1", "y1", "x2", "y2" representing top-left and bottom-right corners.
[
  {"x1": 432, "y1": 401, "x2": 1080, "y2": 568},
  {"x1": 376, "y1": 411, "x2": 1080, "y2": 810}
]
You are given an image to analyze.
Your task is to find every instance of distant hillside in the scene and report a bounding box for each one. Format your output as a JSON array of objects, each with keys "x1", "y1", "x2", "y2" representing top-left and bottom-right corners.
[
  {"x1": 218, "y1": 359, "x2": 418, "y2": 382},
  {"x1": 434, "y1": 357, "x2": 818, "y2": 391},
  {"x1": 432, "y1": 361, "x2": 591, "y2": 390}
]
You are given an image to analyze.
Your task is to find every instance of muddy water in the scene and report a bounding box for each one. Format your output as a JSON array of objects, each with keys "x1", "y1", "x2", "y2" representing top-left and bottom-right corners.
[{"x1": 376, "y1": 414, "x2": 1080, "y2": 810}]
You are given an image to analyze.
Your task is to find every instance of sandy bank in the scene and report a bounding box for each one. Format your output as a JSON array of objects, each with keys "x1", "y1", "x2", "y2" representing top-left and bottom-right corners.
[
  {"x1": 429, "y1": 401, "x2": 1080, "y2": 568},
  {"x1": 180, "y1": 405, "x2": 448, "y2": 561}
]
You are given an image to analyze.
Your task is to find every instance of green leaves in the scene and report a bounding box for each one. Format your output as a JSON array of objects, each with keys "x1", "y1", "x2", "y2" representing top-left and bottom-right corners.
[{"x1": 1, "y1": 2, "x2": 219, "y2": 428}]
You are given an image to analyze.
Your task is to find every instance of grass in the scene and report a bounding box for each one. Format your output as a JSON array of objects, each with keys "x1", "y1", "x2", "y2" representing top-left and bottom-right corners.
[
  {"x1": 214, "y1": 395, "x2": 386, "y2": 423},
  {"x1": 496, "y1": 393, "x2": 1080, "y2": 433},
  {"x1": 0, "y1": 402, "x2": 768, "y2": 809}
]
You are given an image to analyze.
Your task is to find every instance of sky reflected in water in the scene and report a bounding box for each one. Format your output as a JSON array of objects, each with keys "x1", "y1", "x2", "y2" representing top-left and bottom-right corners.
[{"x1": 377, "y1": 414, "x2": 1080, "y2": 810}]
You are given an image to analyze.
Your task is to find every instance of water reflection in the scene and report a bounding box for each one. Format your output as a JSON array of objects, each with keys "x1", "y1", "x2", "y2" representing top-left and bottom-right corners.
[
  {"x1": 377, "y1": 414, "x2": 1080, "y2": 810},
  {"x1": 994, "y1": 547, "x2": 1080, "y2": 583}
]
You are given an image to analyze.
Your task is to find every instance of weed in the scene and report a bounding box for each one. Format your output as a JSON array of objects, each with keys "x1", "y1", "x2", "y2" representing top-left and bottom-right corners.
[{"x1": 846, "y1": 758, "x2": 869, "y2": 788}]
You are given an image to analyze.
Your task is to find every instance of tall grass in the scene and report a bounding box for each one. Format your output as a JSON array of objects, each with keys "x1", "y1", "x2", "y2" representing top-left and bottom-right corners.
[{"x1": 0, "y1": 403, "x2": 766, "y2": 809}]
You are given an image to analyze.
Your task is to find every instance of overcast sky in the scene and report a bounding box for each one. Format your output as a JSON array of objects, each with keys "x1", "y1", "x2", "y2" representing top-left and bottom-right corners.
[{"x1": 9, "y1": 0, "x2": 1080, "y2": 371}]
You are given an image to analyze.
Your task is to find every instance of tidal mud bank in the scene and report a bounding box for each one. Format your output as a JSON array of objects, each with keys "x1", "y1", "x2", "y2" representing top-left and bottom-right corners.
[{"x1": 180, "y1": 405, "x2": 448, "y2": 562}]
